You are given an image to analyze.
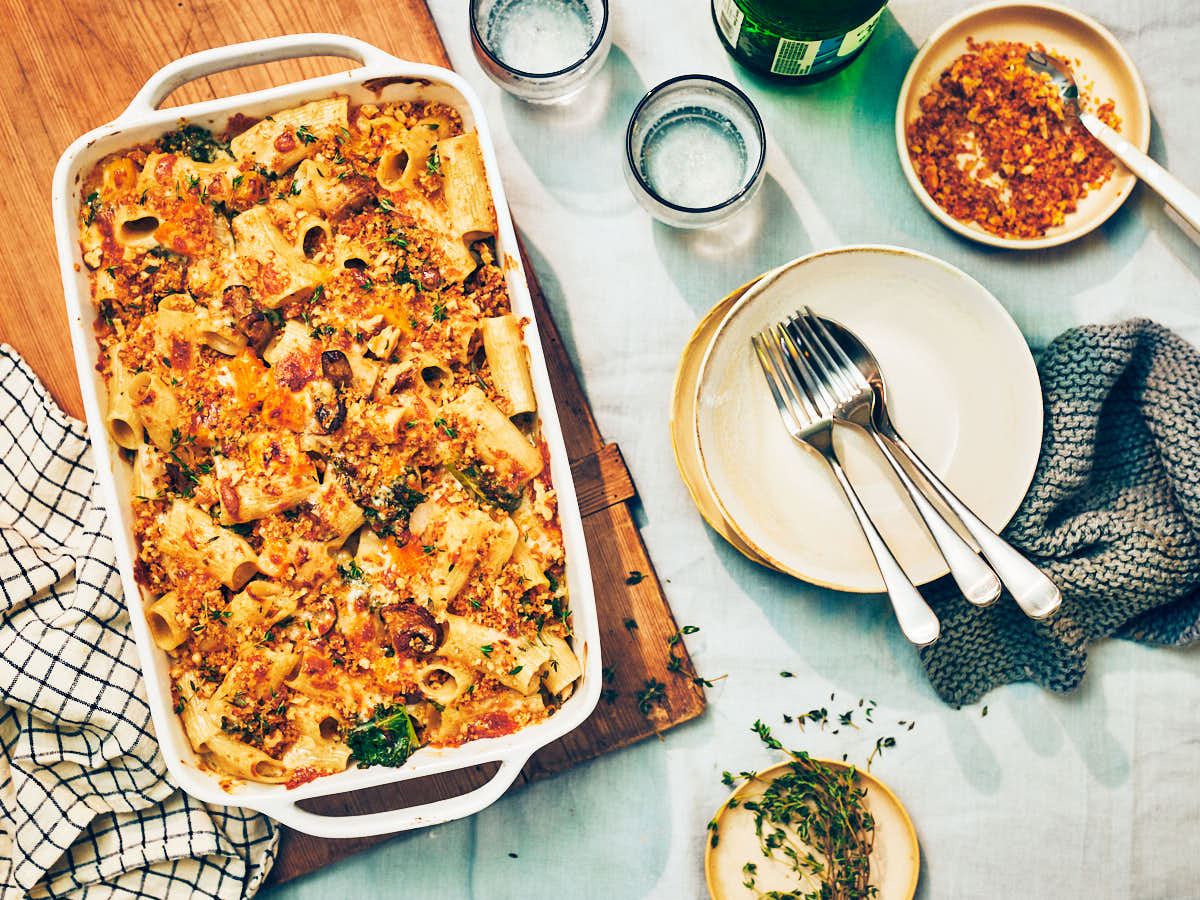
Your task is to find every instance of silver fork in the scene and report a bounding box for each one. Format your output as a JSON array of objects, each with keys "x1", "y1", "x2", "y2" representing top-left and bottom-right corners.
[
  {"x1": 752, "y1": 324, "x2": 941, "y2": 647},
  {"x1": 786, "y1": 311, "x2": 1002, "y2": 607},
  {"x1": 793, "y1": 307, "x2": 1062, "y2": 620}
]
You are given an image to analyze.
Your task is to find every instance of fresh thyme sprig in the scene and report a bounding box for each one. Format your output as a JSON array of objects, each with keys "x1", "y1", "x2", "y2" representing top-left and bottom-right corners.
[
  {"x1": 732, "y1": 721, "x2": 877, "y2": 900},
  {"x1": 635, "y1": 678, "x2": 666, "y2": 715}
]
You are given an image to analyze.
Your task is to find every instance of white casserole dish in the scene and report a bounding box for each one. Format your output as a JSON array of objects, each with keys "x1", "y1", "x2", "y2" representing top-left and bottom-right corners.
[{"x1": 51, "y1": 33, "x2": 601, "y2": 839}]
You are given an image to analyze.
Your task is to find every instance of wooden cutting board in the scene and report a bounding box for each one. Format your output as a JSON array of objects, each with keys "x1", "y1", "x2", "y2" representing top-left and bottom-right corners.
[{"x1": 1, "y1": 0, "x2": 707, "y2": 885}]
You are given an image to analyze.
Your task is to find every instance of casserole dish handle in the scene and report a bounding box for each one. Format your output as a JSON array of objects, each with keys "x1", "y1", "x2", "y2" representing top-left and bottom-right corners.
[
  {"x1": 253, "y1": 749, "x2": 531, "y2": 838},
  {"x1": 117, "y1": 33, "x2": 399, "y2": 123}
]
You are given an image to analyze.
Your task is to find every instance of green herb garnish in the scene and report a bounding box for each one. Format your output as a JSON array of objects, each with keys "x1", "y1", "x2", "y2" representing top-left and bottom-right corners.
[
  {"x1": 666, "y1": 625, "x2": 699, "y2": 647},
  {"x1": 84, "y1": 191, "x2": 101, "y2": 225},
  {"x1": 636, "y1": 678, "x2": 666, "y2": 715},
  {"x1": 345, "y1": 703, "x2": 419, "y2": 768},
  {"x1": 158, "y1": 124, "x2": 230, "y2": 163},
  {"x1": 447, "y1": 462, "x2": 521, "y2": 512},
  {"x1": 733, "y1": 721, "x2": 877, "y2": 899}
]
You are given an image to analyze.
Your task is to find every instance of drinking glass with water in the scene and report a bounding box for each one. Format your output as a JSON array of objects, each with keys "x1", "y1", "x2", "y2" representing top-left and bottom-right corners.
[
  {"x1": 624, "y1": 75, "x2": 766, "y2": 228},
  {"x1": 470, "y1": 0, "x2": 612, "y2": 103}
]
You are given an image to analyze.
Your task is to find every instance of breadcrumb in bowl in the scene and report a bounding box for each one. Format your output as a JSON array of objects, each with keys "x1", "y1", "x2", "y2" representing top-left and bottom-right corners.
[{"x1": 894, "y1": 1, "x2": 1150, "y2": 249}]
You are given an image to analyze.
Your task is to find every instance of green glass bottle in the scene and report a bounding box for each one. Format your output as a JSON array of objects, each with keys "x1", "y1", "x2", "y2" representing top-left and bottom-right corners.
[{"x1": 711, "y1": 0, "x2": 888, "y2": 81}]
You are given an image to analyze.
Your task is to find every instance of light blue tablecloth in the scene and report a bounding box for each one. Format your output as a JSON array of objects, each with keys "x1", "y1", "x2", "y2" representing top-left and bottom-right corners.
[{"x1": 264, "y1": 2, "x2": 1200, "y2": 897}]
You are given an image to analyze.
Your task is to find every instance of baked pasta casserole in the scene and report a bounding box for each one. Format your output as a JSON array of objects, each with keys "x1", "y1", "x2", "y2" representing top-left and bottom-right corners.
[{"x1": 77, "y1": 95, "x2": 580, "y2": 787}]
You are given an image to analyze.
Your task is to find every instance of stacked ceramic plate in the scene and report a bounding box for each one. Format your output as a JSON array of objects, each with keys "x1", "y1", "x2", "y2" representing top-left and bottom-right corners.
[{"x1": 670, "y1": 246, "x2": 1043, "y2": 593}]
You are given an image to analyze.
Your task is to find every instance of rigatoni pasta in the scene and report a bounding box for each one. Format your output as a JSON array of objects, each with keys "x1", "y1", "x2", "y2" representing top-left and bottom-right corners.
[
  {"x1": 79, "y1": 94, "x2": 579, "y2": 788},
  {"x1": 482, "y1": 315, "x2": 537, "y2": 416}
]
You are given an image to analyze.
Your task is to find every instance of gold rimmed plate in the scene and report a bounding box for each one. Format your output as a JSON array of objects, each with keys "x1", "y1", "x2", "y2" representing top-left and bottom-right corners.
[
  {"x1": 691, "y1": 245, "x2": 1042, "y2": 594},
  {"x1": 896, "y1": 1, "x2": 1151, "y2": 249},
  {"x1": 670, "y1": 278, "x2": 771, "y2": 568},
  {"x1": 705, "y1": 759, "x2": 919, "y2": 900}
]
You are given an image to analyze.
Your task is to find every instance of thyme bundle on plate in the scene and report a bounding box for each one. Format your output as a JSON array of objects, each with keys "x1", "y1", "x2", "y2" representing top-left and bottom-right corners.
[{"x1": 727, "y1": 722, "x2": 876, "y2": 900}]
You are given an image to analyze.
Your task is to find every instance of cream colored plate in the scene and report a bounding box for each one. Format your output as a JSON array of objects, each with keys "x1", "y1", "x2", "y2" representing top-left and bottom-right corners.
[
  {"x1": 896, "y1": 0, "x2": 1151, "y2": 249},
  {"x1": 705, "y1": 760, "x2": 919, "y2": 900},
  {"x1": 693, "y1": 245, "x2": 1042, "y2": 594},
  {"x1": 670, "y1": 280, "x2": 770, "y2": 567}
]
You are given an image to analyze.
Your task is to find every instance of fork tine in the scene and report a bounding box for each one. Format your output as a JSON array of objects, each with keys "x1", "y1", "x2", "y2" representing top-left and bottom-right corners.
[
  {"x1": 801, "y1": 306, "x2": 871, "y2": 392},
  {"x1": 761, "y1": 328, "x2": 820, "y2": 424},
  {"x1": 788, "y1": 313, "x2": 856, "y2": 402},
  {"x1": 752, "y1": 332, "x2": 804, "y2": 435},
  {"x1": 777, "y1": 322, "x2": 836, "y2": 414}
]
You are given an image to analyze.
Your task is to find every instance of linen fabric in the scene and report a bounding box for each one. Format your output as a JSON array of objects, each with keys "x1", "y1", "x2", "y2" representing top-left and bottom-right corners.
[
  {"x1": 921, "y1": 319, "x2": 1200, "y2": 706},
  {"x1": 0, "y1": 345, "x2": 278, "y2": 898}
]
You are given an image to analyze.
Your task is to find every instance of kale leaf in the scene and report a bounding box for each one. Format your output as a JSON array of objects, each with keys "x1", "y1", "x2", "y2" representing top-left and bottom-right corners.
[
  {"x1": 346, "y1": 703, "x2": 419, "y2": 768},
  {"x1": 448, "y1": 463, "x2": 522, "y2": 512}
]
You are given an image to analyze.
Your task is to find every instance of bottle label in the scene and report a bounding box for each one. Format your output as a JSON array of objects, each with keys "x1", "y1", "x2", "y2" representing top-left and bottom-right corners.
[
  {"x1": 770, "y1": 38, "x2": 821, "y2": 77},
  {"x1": 715, "y1": 1, "x2": 885, "y2": 78},
  {"x1": 714, "y1": 0, "x2": 745, "y2": 47},
  {"x1": 838, "y1": 7, "x2": 884, "y2": 57}
]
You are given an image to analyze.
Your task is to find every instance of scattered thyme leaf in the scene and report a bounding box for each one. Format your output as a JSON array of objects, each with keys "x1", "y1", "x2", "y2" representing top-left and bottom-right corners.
[{"x1": 635, "y1": 678, "x2": 665, "y2": 715}]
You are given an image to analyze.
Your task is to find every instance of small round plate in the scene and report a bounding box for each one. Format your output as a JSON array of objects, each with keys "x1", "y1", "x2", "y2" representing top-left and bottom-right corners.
[
  {"x1": 670, "y1": 279, "x2": 772, "y2": 568},
  {"x1": 705, "y1": 760, "x2": 919, "y2": 900},
  {"x1": 895, "y1": 1, "x2": 1151, "y2": 249},
  {"x1": 693, "y1": 245, "x2": 1042, "y2": 594}
]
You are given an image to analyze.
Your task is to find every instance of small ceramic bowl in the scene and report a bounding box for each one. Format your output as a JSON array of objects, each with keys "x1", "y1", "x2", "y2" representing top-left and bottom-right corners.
[{"x1": 895, "y1": 1, "x2": 1150, "y2": 249}]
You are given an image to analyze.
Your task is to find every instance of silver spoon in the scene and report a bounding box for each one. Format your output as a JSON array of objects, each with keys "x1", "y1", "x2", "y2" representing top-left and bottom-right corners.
[
  {"x1": 1025, "y1": 50, "x2": 1200, "y2": 235},
  {"x1": 824, "y1": 319, "x2": 1062, "y2": 620}
]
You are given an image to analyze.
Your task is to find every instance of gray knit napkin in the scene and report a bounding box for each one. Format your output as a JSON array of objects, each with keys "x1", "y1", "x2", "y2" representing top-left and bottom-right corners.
[{"x1": 919, "y1": 319, "x2": 1200, "y2": 707}]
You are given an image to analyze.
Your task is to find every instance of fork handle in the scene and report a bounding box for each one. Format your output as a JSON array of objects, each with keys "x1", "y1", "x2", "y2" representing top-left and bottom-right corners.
[
  {"x1": 1080, "y1": 111, "x2": 1200, "y2": 235},
  {"x1": 888, "y1": 436, "x2": 1062, "y2": 619},
  {"x1": 827, "y1": 460, "x2": 941, "y2": 646},
  {"x1": 865, "y1": 431, "x2": 1001, "y2": 607}
]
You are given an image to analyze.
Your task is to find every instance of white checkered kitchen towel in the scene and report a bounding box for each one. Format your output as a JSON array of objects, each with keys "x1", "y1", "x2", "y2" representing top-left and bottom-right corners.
[{"x1": 0, "y1": 346, "x2": 277, "y2": 899}]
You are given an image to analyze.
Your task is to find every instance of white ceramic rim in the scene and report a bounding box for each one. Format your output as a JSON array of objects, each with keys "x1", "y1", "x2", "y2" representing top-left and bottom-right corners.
[
  {"x1": 50, "y1": 33, "x2": 601, "y2": 839},
  {"x1": 692, "y1": 244, "x2": 1043, "y2": 593},
  {"x1": 894, "y1": 0, "x2": 1151, "y2": 250}
]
